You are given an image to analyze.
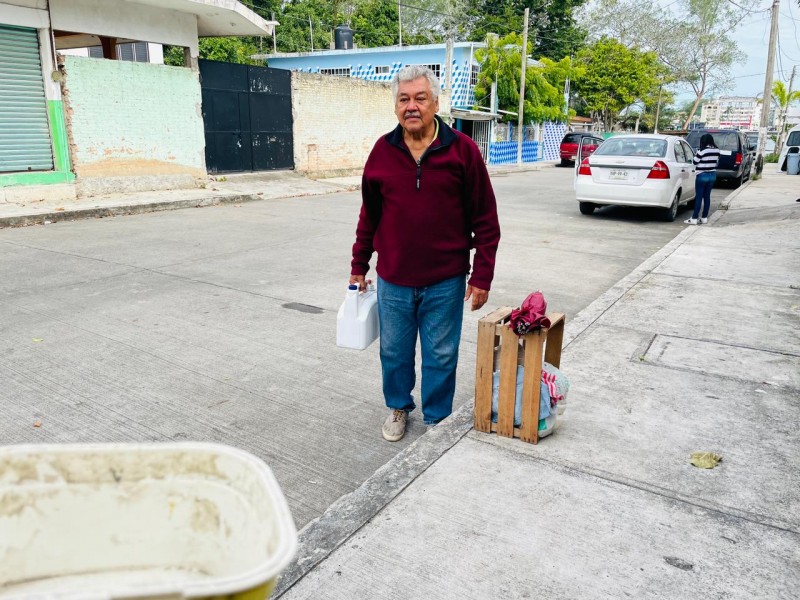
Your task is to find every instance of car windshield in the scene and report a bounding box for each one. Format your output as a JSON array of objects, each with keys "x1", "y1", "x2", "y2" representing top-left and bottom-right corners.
[
  {"x1": 563, "y1": 133, "x2": 583, "y2": 144},
  {"x1": 593, "y1": 138, "x2": 667, "y2": 157},
  {"x1": 687, "y1": 131, "x2": 739, "y2": 151}
]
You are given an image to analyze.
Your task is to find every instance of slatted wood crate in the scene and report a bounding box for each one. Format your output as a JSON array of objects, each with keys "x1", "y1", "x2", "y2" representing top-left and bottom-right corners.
[{"x1": 474, "y1": 307, "x2": 565, "y2": 444}]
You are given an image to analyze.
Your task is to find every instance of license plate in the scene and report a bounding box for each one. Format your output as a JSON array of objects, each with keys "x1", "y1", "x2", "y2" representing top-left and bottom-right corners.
[{"x1": 609, "y1": 169, "x2": 629, "y2": 180}]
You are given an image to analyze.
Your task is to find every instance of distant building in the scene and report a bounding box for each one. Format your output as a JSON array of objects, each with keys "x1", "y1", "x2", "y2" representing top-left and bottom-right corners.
[{"x1": 700, "y1": 96, "x2": 774, "y2": 129}]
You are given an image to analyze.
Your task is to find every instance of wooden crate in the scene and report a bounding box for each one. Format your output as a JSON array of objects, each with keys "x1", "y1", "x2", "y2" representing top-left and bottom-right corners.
[{"x1": 474, "y1": 307, "x2": 565, "y2": 444}]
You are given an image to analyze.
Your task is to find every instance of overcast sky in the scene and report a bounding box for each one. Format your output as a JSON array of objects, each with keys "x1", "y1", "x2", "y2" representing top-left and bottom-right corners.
[{"x1": 727, "y1": 0, "x2": 800, "y2": 98}]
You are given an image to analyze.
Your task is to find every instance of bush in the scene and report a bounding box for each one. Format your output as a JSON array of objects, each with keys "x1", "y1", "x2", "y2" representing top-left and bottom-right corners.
[{"x1": 764, "y1": 153, "x2": 779, "y2": 163}]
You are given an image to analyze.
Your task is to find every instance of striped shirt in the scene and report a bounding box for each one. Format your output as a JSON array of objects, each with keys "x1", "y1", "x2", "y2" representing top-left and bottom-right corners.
[{"x1": 693, "y1": 147, "x2": 721, "y2": 172}]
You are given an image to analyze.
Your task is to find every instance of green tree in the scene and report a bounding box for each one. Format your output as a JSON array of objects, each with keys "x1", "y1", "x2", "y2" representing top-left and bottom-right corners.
[
  {"x1": 773, "y1": 78, "x2": 800, "y2": 151},
  {"x1": 465, "y1": 0, "x2": 587, "y2": 60},
  {"x1": 586, "y1": 0, "x2": 751, "y2": 127},
  {"x1": 474, "y1": 33, "x2": 579, "y2": 123},
  {"x1": 572, "y1": 37, "x2": 665, "y2": 130},
  {"x1": 163, "y1": 37, "x2": 260, "y2": 66}
]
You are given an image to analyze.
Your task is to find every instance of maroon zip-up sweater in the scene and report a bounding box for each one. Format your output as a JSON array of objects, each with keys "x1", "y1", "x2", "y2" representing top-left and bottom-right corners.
[{"x1": 351, "y1": 116, "x2": 501, "y2": 291}]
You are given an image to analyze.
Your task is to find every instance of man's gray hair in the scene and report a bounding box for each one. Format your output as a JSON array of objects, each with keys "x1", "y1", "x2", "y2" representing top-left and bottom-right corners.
[{"x1": 391, "y1": 65, "x2": 440, "y2": 101}]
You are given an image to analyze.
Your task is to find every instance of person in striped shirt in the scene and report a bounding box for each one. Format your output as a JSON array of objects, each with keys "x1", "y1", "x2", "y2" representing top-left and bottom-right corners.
[{"x1": 685, "y1": 133, "x2": 721, "y2": 225}]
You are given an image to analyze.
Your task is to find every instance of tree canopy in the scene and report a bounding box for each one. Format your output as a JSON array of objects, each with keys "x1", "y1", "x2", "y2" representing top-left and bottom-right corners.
[
  {"x1": 474, "y1": 33, "x2": 579, "y2": 123},
  {"x1": 584, "y1": 0, "x2": 751, "y2": 126},
  {"x1": 572, "y1": 37, "x2": 666, "y2": 130}
]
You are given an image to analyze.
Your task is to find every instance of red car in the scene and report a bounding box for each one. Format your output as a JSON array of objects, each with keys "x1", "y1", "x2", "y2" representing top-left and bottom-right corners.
[{"x1": 560, "y1": 133, "x2": 604, "y2": 166}]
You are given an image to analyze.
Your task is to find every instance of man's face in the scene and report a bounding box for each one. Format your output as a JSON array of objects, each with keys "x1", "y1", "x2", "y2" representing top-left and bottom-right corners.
[{"x1": 395, "y1": 77, "x2": 439, "y2": 134}]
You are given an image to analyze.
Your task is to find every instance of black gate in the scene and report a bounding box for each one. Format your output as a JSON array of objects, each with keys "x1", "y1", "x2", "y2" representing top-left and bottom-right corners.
[{"x1": 200, "y1": 60, "x2": 294, "y2": 173}]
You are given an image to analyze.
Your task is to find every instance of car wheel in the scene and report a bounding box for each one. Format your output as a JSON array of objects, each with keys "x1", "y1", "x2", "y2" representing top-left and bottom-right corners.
[
  {"x1": 734, "y1": 173, "x2": 743, "y2": 188},
  {"x1": 560, "y1": 159, "x2": 571, "y2": 167},
  {"x1": 579, "y1": 202, "x2": 595, "y2": 215},
  {"x1": 663, "y1": 191, "x2": 679, "y2": 222}
]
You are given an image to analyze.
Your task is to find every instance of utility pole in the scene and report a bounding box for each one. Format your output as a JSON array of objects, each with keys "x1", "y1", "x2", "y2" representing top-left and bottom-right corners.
[
  {"x1": 443, "y1": 35, "x2": 454, "y2": 125},
  {"x1": 398, "y1": 0, "x2": 402, "y2": 46},
  {"x1": 309, "y1": 16, "x2": 314, "y2": 52},
  {"x1": 517, "y1": 7, "x2": 529, "y2": 165},
  {"x1": 757, "y1": 0, "x2": 780, "y2": 173},
  {"x1": 776, "y1": 65, "x2": 796, "y2": 152},
  {"x1": 653, "y1": 83, "x2": 663, "y2": 134}
]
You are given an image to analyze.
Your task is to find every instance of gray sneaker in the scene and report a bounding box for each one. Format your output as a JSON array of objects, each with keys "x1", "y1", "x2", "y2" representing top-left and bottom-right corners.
[{"x1": 382, "y1": 409, "x2": 407, "y2": 442}]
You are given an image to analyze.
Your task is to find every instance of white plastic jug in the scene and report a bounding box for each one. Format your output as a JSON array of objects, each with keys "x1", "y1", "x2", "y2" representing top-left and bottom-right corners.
[{"x1": 336, "y1": 281, "x2": 379, "y2": 350}]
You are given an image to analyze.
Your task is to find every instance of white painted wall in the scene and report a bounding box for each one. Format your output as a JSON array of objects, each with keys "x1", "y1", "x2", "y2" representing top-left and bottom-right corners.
[
  {"x1": 49, "y1": 0, "x2": 199, "y2": 55},
  {"x1": 0, "y1": 1, "x2": 49, "y2": 28}
]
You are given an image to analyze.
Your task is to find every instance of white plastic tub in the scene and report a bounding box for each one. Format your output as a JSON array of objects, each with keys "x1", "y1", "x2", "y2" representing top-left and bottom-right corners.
[{"x1": 0, "y1": 443, "x2": 297, "y2": 599}]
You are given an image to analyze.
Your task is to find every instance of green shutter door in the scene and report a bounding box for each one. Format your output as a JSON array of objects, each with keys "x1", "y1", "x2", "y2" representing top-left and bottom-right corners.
[{"x1": 0, "y1": 24, "x2": 54, "y2": 173}]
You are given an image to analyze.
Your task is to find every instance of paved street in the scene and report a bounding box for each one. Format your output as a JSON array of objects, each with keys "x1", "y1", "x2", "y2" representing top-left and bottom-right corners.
[{"x1": 0, "y1": 168, "x2": 726, "y2": 529}]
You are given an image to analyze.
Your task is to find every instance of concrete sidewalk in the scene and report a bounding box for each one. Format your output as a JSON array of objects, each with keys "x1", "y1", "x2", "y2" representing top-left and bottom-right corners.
[
  {"x1": 275, "y1": 170, "x2": 800, "y2": 599},
  {"x1": 0, "y1": 162, "x2": 556, "y2": 229}
]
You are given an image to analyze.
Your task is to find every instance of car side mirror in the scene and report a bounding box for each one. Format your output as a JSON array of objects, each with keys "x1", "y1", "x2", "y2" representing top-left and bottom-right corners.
[{"x1": 748, "y1": 143, "x2": 757, "y2": 151}]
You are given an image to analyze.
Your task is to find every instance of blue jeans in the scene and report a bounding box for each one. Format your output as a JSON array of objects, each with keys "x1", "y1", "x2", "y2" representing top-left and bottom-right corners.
[
  {"x1": 693, "y1": 171, "x2": 716, "y2": 219},
  {"x1": 377, "y1": 275, "x2": 466, "y2": 424}
]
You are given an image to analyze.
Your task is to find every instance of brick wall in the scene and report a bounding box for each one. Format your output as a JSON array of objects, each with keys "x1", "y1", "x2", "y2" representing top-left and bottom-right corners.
[
  {"x1": 61, "y1": 56, "x2": 205, "y2": 187},
  {"x1": 291, "y1": 72, "x2": 397, "y2": 173}
]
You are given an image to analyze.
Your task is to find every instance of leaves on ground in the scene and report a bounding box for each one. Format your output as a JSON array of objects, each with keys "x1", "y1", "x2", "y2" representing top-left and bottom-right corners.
[{"x1": 690, "y1": 451, "x2": 722, "y2": 469}]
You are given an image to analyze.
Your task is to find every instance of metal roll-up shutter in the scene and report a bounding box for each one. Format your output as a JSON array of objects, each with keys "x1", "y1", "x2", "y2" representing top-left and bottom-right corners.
[{"x1": 0, "y1": 24, "x2": 54, "y2": 173}]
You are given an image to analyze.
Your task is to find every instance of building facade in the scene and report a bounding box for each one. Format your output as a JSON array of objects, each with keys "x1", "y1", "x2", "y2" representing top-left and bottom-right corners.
[
  {"x1": 261, "y1": 42, "x2": 567, "y2": 164},
  {"x1": 261, "y1": 42, "x2": 483, "y2": 110},
  {"x1": 0, "y1": 0, "x2": 274, "y2": 200},
  {"x1": 700, "y1": 96, "x2": 766, "y2": 129}
]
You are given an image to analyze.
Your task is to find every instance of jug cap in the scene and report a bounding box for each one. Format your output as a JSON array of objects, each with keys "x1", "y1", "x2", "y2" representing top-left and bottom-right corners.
[{"x1": 348, "y1": 283, "x2": 359, "y2": 290}]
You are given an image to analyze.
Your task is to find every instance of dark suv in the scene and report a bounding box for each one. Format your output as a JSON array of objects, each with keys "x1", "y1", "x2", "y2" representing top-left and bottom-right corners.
[
  {"x1": 685, "y1": 129, "x2": 753, "y2": 187},
  {"x1": 559, "y1": 132, "x2": 604, "y2": 166}
]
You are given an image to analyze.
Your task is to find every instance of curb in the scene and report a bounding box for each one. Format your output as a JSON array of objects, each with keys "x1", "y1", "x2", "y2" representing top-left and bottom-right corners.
[
  {"x1": 0, "y1": 193, "x2": 260, "y2": 229},
  {"x1": 273, "y1": 402, "x2": 475, "y2": 597}
]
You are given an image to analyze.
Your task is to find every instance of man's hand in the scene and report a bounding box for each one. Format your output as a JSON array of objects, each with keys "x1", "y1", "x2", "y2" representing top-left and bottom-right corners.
[
  {"x1": 349, "y1": 274, "x2": 367, "y2": 291},
  {"x1": 465, "y1": 285, "x2": 489, "y2": 311}
]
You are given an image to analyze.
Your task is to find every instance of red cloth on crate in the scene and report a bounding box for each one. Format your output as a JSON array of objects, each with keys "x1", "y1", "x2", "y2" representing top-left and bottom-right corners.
[{"x1": 509, "y1": 291, "x2": 551, "y2": 336}]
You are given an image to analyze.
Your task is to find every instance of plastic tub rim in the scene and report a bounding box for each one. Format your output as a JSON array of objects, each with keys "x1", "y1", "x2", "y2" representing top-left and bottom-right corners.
[{"x1": 0, "y1": 441, "x2": 298, "y2": 599}]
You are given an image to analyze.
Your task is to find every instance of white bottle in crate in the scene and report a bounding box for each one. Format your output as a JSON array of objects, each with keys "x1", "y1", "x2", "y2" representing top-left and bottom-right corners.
[{"x1": 336, "y1": 281, "x2": 379, "y2": 350}]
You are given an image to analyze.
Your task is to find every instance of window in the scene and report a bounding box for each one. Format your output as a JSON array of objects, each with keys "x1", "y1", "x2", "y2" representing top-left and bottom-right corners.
[
  {"x1": 117, "y1": 42, "x2": 149, "y2": 62},
  {"x1": 595, "y1": 138, "x2": 667, "y2": 157},
  {"x1": 681, "y1": 141, "x2": 694, "y2": 162},
  {"x1": 374, "y1": 65, "x2": 390, "y2": 74},
  {"x1": 673, "y1": 142, "x2": 686, "y2": 163},
  {"x1": 410, "y1": 63, "x2": 440, "y2": 78},
  {"x1": 88, "y1": 41, "x2": 149, "y2": 62},
  {"x1": 470, "y1": 64, "x2": 479, "y2": 86},
  {"x1": 320, "y1": 67, "x2": 351, "y2": 77}
]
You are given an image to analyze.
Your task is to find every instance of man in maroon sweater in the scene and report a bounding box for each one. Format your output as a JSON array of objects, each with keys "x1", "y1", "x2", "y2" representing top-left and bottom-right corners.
[{"x1": 349, "y1": 65, "x2": 501, "y2": 442}]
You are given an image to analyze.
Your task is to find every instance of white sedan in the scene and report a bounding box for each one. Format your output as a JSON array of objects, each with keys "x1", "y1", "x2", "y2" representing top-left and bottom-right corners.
[{"x1": 575, "y1": 134, "x2": 697, "y2": 222}]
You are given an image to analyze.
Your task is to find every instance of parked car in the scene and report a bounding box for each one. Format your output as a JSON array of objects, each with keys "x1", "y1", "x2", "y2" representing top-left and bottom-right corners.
[
  {"x1": 744, "y1": 131, "x2": 775, "y2": 154},
  {"x1": 685, "y1": 129, "x2": 753, "y2": 187},
  {"x1": 776, "y1": 124, "x2": 800, "y2": 172},
  {"x1": 559, "y1": 132, "x2": 604, "y2": 166},
  {"x1": 574, "y1": 134, "x2": 696, "y2": 222}
]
